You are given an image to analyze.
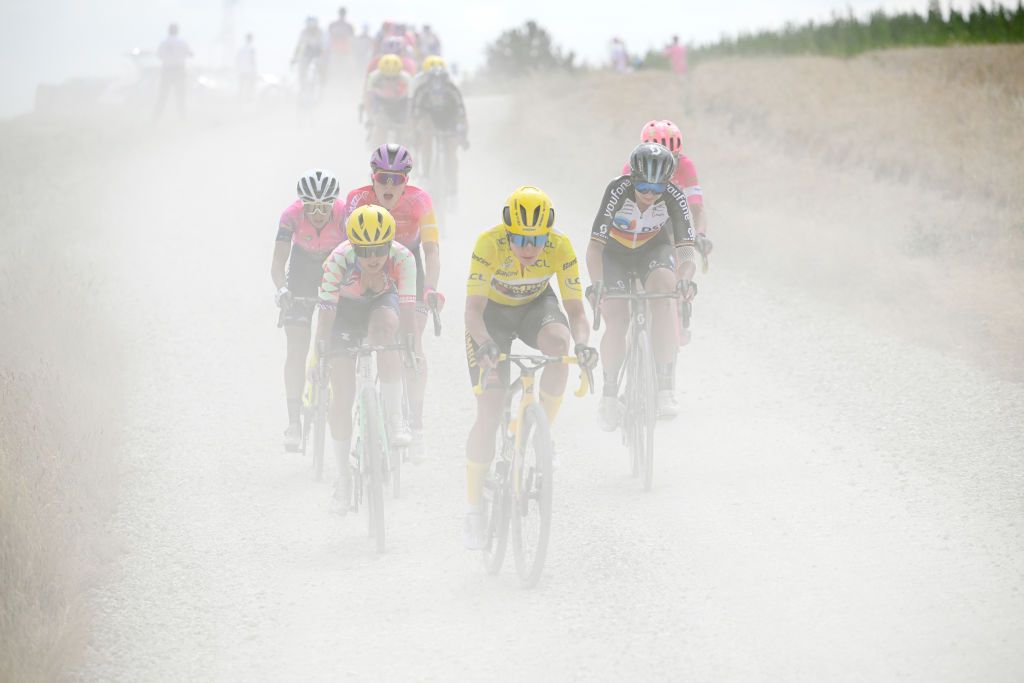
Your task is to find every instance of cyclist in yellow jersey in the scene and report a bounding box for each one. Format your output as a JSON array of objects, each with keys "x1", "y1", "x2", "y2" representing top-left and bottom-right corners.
[{"x1": 462, "y1": 186, "x2": 598, "y2": 549}]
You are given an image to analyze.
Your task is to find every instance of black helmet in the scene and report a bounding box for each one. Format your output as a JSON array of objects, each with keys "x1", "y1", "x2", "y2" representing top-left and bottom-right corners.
[{"x1": 629, "y1": 142, "x2": 676, "y2": 184}]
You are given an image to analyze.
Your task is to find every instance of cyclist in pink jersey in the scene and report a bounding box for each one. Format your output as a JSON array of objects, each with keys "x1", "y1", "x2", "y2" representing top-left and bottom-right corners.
[
  {"x1": 271, "y1": 169, "x2": 346, "y2": 451},
  {"x1": 344, "y1": 144, "x2": 442, "y2": 458},
  {"x1": 314, "y1": 205, "x2": 417, "y2": 510}
]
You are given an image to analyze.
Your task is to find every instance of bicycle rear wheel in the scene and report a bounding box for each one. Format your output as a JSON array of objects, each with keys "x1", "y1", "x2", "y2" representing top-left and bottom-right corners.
[
  {"x1": 312, "y1": 380, "x2": 328, "y2": 481},
  {"x1": 511, "y1": 404, "x2": 554, "y2": 588},
  {"x1": 361, "y1": 386, "x2": 386, "y2": 552},
  {"x1": 622, "y1": 343, "x2": 643, "y2": 479},
  {"x1": 636, "y1": 330, "x2": 658, "y2": 491}
]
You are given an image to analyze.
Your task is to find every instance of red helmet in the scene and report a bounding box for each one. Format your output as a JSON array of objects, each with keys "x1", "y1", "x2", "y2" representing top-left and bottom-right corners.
[{"x1": 640, "y1": 120, "x2": 682, "y2": 154}]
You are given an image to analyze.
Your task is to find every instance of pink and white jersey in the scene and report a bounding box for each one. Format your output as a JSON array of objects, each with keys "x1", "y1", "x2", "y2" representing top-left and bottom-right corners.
[
  {"x1": 344, "y1": 185, "x2": 439, "y2": 251},
  {"x1": 277, "y1": 199, "x2": 347, "y2": 257},
  {"x1": 622, "y1": 154, "x2": 703, "y2": 206},
  {"x1": 318, "y1": 241, "x2": 417, "y2": 306}
]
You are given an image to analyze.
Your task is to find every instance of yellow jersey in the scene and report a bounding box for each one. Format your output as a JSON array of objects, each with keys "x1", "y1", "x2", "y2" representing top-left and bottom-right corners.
[{"x1": 466, "y1": 225, "x2": 582, "y2": 306}]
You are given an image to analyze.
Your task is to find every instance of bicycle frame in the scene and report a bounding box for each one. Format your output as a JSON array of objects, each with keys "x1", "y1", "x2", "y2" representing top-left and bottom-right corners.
[
  {"x1": 478, "y1": 353, "x2": 592, "y2": 585},
  {"x1": 592, "y1": 277, "x2": 678, "y2": 489}
]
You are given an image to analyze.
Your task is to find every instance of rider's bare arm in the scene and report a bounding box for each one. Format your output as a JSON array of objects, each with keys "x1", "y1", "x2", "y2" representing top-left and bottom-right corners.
[
  {"x1": 271, "y1": 240, "x2": 290, "y2": 290},
  {"x1": 465, "y1": 295, "x2": 492, "y2": 346},
  {"x1": 564, "y1": 299, "x2": 591, "y2": 347},
  {"x1": 422, "y1": 241, "x2": 440, "y2": 291},
  {"x1": 398, "y1": 301, "x2": 417, "y2": 338},
  {"x1": 586, "y1": 239, "x2": 605, "y2": 286}
]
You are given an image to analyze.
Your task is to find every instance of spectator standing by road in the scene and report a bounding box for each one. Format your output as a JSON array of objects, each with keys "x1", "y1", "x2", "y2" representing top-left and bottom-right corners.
[
  {"x1": 664, "y1": 35, "x2": 687, "y2": 76},
  {"x1": 328, "y1": 7, "x2": 355, "y2": 82},
  {"x1": 155, "y1": 23, "x2": 193, "y2": 119},
  {"x1": 609, "y1": 37, "x2": 629, "y2": 72}
]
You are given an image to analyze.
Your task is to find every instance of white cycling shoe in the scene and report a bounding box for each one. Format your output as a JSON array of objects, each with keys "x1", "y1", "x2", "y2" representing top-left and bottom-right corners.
[
  {"x1": 388, "y1": 417, "x2": 412, "y2": 448},
  {"x1": 283, "y1": 423, "x2": 302, "y2": 452},
  {"x1": 331, "y1": 475, "x2": 351, "y2": 517},
  {"x1": 657, "y1": 390, "x2": 680, "y2": 419},
  {"x1": 598, "y1": 396, "x2": 622, "y2": 432},
  {"x1": 463, "y1": 510, "x2": 487, "y2": 550}
]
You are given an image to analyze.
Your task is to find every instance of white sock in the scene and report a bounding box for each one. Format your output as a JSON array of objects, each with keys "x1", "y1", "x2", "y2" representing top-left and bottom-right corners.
[
  {"x1": 330, "y1": 434, "x2": 351, "y2": 476},
  {"x1": 381, "y1": 381, "x2": 403, "y2": 422}
]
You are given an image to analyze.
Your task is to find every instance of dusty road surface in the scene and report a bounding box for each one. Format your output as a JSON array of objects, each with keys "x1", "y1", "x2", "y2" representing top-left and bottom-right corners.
[{"x1": 54, "y1": 90, "x2": 1024, "y2": 682}]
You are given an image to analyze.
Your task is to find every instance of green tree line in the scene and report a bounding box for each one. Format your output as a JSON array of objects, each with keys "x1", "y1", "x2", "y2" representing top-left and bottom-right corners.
[{"x1": 693, "y1": 1, "x2": 1024, "y2": 60}]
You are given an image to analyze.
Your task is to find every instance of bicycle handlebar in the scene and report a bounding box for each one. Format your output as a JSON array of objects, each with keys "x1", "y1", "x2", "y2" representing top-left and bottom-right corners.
[
  {"x1": 277, "y1": 296, "x2": 322, "y2": 328},
  {"x1": 591, "y1": 282, "x2": 680, "y2": 331},
  {"x1": 474, "y1": 353, "x2": 592, "y2": 397},
  {"x1": 426, "y1": 293, "x2": 441, "y2": 337}
]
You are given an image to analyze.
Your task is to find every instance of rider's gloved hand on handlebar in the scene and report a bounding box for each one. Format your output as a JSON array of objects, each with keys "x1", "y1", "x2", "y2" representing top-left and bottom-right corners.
[
  {"x1": 476, "y1": 339, "x2": 500, "y2": 371},
  {"x1": 695, "y1": 233, "x2": 713, "y2": 257},
  {"x1": 574, "y1": 343, "x2": 599, "y2": 371},
  {"x1": 585, "y1": 282, "x2": 601, "y2": 309},
  {"x1": 275, "y1": 286, "x2": 292, "y2": 309},
  {"x1": 676, "y1": 279, "x2": 697, "y2": 302},
  {"x1": 423, "y1": 287, "x2": 446, "y2": 312}
]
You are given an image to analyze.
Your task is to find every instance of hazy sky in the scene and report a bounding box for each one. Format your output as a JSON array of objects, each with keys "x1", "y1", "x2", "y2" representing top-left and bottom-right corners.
[{"x1": 0, "y1": 0, "x2": 974, "y2": 117}]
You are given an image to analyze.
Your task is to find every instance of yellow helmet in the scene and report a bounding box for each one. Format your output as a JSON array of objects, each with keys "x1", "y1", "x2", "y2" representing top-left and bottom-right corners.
[
  {"x1": 378, "y1": 53, "x2": 403, "y2": 76},
  {"x1": 502, "y1": 186, "x2": 555, "y2": 236},
  {"x1": 346, "y1": 204, "x2": 396, "y2": 246},
  {"x1": 421, "y1": 55, "x2": 446, "y2": 72}
]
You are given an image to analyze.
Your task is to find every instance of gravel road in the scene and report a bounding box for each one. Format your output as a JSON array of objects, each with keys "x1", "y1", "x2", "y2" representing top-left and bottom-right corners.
[{"x1": 70, "y1": 97, "x2": 1024, "y2": 682}]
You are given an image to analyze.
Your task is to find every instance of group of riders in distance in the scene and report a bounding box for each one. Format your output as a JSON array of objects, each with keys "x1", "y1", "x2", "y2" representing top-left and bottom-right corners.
[
  {"x1": 273, "y1": 17, "x2": 712, "y2": 578},
  {"x1": 291, "y1": 13, "x2": 467, "y2": 214}
]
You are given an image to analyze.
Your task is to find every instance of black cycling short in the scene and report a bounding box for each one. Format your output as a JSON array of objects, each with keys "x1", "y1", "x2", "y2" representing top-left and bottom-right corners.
[
  {"x1": 601, "y1": 240, "x2": 675, "y2": 293},
  {"x1": 283, "y1": 248, "x2": 329, "y2": 327},
  {"x1": 330, "y1": 291, "x2": 399, "y2": 351},
  {"x1": 464, "y1": 286, "x2": 568, "y2": 389}
]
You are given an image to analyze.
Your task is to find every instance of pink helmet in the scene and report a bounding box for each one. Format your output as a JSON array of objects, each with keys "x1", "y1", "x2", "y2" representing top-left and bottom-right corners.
[
  {"x1": 370, "y1": 143, "x2": 413, "y2": 173},
  {"x1": 640, "y1": 120, "x2": 682, "y2": 154}
]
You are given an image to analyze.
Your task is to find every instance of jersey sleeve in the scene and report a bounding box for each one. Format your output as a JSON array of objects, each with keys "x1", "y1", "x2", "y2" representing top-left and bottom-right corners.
[
  {"x1": 591, "y1": 177, "x2": 629, "y2": 244},
  {"x1": 466, "y1": 231, "x2": 498, "y2": 298},
  {"x1": 318, "y1": 246, "x2": 349, "y2": 308},
  {"x1": 554, "y1": 237, "x2": 583, "y2": 302},
  {"x1": 676, "y1": 157, "x2": 703, "y2": 206},
  {"x1": 392, "y1": 245, "x2": 417, "y2": 303},
  {"x1": 416, "y1": 192, "x2": 439, "y2": 243},
  {"x1": 664, "y1": 183, "x2": 695, "y2": 246}
]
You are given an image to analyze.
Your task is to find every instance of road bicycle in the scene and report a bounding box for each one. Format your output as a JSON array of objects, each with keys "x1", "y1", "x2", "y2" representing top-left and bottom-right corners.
[
  {"x1": 310, "y1": 337, "x2": 413, "y2": 552},
  {"x1": 277, "y1": 295, "x2": 326, "y2": 466},
  {"x1": 592, "y1": 278, "x2": 680, "y2": 492},
  {"x1": 478, "y1": 353, "x2": 591, "y2": 587}
]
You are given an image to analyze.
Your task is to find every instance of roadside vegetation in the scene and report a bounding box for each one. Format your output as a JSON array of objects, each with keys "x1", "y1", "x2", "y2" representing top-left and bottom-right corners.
[
  {"x1": 0, "y1": 122, "x2": 124, "y2": 679},
  {"x1": 693, "y1": 1, "x2": 1024, "y2": 61}
]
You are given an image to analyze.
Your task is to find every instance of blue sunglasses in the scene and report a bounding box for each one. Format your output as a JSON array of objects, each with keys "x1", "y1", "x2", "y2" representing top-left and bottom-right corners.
[
  {"x1": 507, "y1": 232, "x2": 548, "y2": 248},
  {"x1": 634, "y1": 181, "x2": 667, "y2": 194}
]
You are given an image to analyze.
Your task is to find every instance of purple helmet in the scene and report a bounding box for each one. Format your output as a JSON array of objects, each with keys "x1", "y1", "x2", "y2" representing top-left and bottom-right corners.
[{"x1": 370, "y1": 143, "x2": 413, "y2": 173}]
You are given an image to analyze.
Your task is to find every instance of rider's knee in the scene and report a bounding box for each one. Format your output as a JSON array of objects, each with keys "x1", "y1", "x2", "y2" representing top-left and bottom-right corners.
[
  {"x1": 537, "y1": 323, "x2": 570, "y2": 356},
  {"x1": 368, "y1": 307, "x2": 398, "y2": 339},
  {"x1": 646, "y1": 268, "x2": 675, "y2": 292}
]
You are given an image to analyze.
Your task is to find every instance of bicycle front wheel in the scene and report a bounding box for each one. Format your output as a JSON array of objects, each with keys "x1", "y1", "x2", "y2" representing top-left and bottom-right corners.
[
  {"x1": 511, "y1": 404, "x2": 554, "y2": 588},
  {"x1": 636, "y1": 330, "x2": 658, "y2": 492},
  {"x1": 482, "y1": 436, "x2": 513, "y2": 575},
  {"x1": 361, "y1": 386, "x2": 386, "y2": 553}
]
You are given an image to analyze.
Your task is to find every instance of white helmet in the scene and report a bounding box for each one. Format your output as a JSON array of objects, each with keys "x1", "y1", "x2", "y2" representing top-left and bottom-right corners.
[{"x1": 296, "y1": 169, "x2": 340, "y2": 202}]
